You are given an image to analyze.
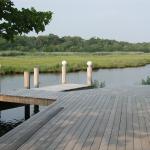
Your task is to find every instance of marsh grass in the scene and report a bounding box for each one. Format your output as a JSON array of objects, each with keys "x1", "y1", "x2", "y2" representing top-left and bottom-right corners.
[{"x1": 1, "y1": 53, "x2": 150, "y2": 75}]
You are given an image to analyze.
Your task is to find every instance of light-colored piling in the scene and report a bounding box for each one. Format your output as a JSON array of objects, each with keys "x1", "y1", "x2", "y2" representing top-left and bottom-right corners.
[
  {"x1": 34, "y1": 67, "x2": 39, "y2": 88},
  {"x1": 62, "y1": 60, "x2": 67, "y2": 84},
  {"x1": 24, "y1": 71, "x2": 30, "y2": 119},
  {"x1": 24, "y1": 71, "x2": 30, "y2": 89},
  {"x1": 33, "y1": 67, "x2": 40, "y2": 113},
  {"x1": 87, "y1": 61, "x2": 93, "y2": 86}
]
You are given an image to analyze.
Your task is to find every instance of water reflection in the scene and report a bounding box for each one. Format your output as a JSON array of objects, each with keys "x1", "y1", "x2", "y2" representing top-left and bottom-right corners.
[
  {"x1": 0, "y1": 105, "x2": 46, "y2": 137},
  {"x1": 0, "y1": 120, "x2": 23, "y2": 137},
  {"x1": 1, "y1": 65, "x2": 150, "y2": 92}
]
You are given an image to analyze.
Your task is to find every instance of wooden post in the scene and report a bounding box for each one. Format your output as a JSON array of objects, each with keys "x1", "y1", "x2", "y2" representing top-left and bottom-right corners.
[
  {"x1": 24, "y1": 71, "x2": 30, "y2": 120},
  {"x1": 87, "y1": 61, "x2": 93, "y2": 86},
  {"x1": 62, "y1": 60, "x2": 67, "y2": 84},
  {"x1": 33, "y1": 67, "x2": 39, "y2": 114},
  {"x1": 25, "y1": 104, "x2": 30, "y2": 120},
  {"x1": 34, "y1": 67, "x2": 39, "y2": 88},
  {"x1": 24, "y1": 71, "x2": 30, "y2": 89},
  {"x1": 34, "y1": 105, "x2": 39, "y2": 114}
]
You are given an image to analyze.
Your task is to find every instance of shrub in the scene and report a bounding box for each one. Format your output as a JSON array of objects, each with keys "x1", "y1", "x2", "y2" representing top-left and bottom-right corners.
[
  {"x1": 142, "y1": 76, "x2": 150, "y2": 85},
  {"x1": 91, "y1": 80, "x2": 106, "y2": 88}
]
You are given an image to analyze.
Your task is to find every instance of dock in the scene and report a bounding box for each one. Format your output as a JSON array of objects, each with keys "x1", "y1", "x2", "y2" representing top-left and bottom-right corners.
[
  {"x1": 33, "y1": 83, "x2": 91, "y2": 92},
  {"x1": 0, "y1": 89, "x2": 57, "y2": 106},
  {"x1": 0, "y1": 83, "x2": 91, "y2": 106},
  {"x1": 1, "y1": 86, "x2": 150, "y2": 150}
]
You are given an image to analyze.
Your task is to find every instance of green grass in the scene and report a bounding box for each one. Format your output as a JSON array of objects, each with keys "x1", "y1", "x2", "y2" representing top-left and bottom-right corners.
[{"x1": 1, "y1": 53, "x2": 150, "y2": 75}]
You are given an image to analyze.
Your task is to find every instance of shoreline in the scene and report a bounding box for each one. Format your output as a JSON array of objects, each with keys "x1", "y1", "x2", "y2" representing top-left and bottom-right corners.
[
  {"x1": 1, "y1": 53, "x2": 150, "y2": 75},
  {"x1": 1, "y1": 63, "x2": 150, "y2": 76}
]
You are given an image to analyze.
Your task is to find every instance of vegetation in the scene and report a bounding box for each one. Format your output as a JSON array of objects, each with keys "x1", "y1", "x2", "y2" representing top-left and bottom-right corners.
[
  {"x1": 141, "y1": 76, "x2": 150, "y2": 85},
  {"x1": 1, "y1": 53, "x2": 150, "y2": 75},
  {"x1": 0, "y1": 0, "x2": 52, "y2": 40},
  {"x1": 91, "y1": 80, "x2": 106, "y2": 88},
  {"x1": 1, "y1": 34, "x2": 150, "y2": 52}
]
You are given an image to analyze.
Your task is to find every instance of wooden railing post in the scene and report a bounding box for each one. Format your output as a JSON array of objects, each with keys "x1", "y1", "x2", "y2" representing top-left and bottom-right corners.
[
  {"x1": 62, "y1": 60, "x2": 67, "y2": 84},
  {"x1": 24, "y1": 71, "x2": 30, "y2": 119},
  {"x1": 33, "y1": 67, "x2": 39, "y2": 113},
  {"x1": 24, "y1": 71, "x2": 30, "y2": 89},
  {"x1": 34, "y1": 67, "x2": 39, "y2": 88},
  {"x1": 87, "y1": 61, "x2": 93, "y2": 86}
]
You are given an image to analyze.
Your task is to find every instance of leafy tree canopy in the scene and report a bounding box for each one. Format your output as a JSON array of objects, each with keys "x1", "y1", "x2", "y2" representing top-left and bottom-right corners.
[
  {"x1": 0, "y1": 0, "x2": 52, "y2": 40},
  {"x1": 1, "y1": 34, "x2": 150, "y2": 53}
]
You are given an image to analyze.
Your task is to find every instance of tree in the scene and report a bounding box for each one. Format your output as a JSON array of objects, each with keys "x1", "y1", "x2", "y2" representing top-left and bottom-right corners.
[{"x1": 0, "y1": 0, "x2": 52, "y2": 40}]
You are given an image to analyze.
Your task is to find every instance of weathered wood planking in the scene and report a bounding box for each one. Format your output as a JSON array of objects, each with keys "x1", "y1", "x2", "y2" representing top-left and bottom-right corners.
[
  {"x1": 0, "y1": 107, "x2": 64, "y2": 150},
  {"x1": 0, "y1": 95, "x2": 55, "y2": 106},
  {"x1": 0, "y1": 89, "x2": 57, "y2": 106},
  {"x1": 33, "y1": 84, "x2": 91, "y2": 92},
  {"x1": 0, "y1": 86, "x2": 150, "y2": 150}
]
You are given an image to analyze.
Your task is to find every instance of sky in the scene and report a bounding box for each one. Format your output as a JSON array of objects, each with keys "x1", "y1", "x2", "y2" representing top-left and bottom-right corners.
[{"x1": 12, "y1": 0, "x2": 150, "y2": 43}]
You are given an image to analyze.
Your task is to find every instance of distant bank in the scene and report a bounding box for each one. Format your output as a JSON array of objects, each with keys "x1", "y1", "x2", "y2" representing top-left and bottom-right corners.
[{"x1": 1, "y1": 52, "x2": 150, "y2": 75}]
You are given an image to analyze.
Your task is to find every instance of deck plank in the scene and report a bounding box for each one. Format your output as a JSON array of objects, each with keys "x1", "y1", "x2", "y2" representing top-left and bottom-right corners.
[
  {"x1": 71, "y1": 95, "x2": 107, "y2": 150},
  {"x1": 1, "y1": 87, "x2": 150, "y2": 150},
  {"x1": 125, "y1": 96, "x2": 134, "y2": 150},
  {"x1": 90, "y1": 96, "x2": 115, "y2": 150},
  {"x1": 52, "y1": 95, "x2": 107, "y2": 150},
  {"x1": 136, "y1": 97, "x2": 150, "y2": 150},
  {"x1": 58, "y1": 93, "x2": 104, "y2": 150},
  {"x1": 108, "y1": 96, "x2": 123, "y2": 150},
  {"x1": 143, "y1": 97, "x2": 150, "y2": 143},
  {"x1": 29, "y1": 92, "x2": 96, "y2": 150},
  {"x1": 33, "y1": 84, "x2": 90, "y2": 92},
  {"x1": 99, "y1": 96, "x2": 118, "y2": 150},
  {"x1": 116, "y1": 96, "x2": 127, "y2": 150},
  {"x1": 81, "y1": 96, "x2": 111, "y2": 150},
  {"x1": 18, "y1": 92, "x2": 88, "y2": 150},
  {"x1": 132, "y1": 97, "x2": 142, "y2": 150}
]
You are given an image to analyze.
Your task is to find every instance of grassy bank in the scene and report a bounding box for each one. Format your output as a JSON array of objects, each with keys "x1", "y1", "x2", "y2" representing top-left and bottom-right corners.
[{"x1": 1, "y1": 53, "x2": 150, "y2": 75}]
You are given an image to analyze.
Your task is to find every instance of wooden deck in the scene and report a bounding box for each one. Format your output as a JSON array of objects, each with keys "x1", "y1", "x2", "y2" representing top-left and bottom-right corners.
[
  {"x1": 33, "y1": 84, "x2": 91, "y2": 91},
  {"x1": 0, "y1": 89, "x2": 57, "y2": 106},
  {"x1": 1, "y1": 86, "x2": 150, "y2": 150},
  {"x1": 0, "y1": 84, "x2": 90, "y2": 105}
]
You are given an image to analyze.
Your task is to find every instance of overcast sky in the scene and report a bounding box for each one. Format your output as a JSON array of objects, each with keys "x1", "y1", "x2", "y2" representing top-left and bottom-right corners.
[{"x1": 12, "y1": 0, "x2": 150, "y2": 43}]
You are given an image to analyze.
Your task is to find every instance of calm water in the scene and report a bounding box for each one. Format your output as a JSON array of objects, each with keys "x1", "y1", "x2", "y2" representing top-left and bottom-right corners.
[
  {"x1": 1, "y1": 65, "x2": 150, "y2": 136},
  {"x1": 2, "y1": 65, "x2": 150, "y2": 91}
]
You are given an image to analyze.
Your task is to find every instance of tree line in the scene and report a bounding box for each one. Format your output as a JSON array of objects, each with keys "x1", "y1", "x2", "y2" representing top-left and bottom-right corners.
[{"x1": 1, "y1": 34, "x2": 150, "y2": 52}]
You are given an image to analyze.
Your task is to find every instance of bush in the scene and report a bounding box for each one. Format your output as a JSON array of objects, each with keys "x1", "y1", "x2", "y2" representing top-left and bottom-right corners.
[
  {"x1": 91, "y1": 80, "x2": 106, "y2": 88},
  {"x1": 142, "y1": 76, "x2": 150, "y2": 85},
  {"x1": 0, "y1": 51, "x2": 26, "y2": 56}
]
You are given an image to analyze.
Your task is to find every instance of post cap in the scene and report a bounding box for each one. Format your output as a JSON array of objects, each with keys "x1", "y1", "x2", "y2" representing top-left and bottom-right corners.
[
  {"x1": 62, "y1": 60, "x2": 67, "y2": 65},
  {"x1": 87, "y1": 61, "x2": 92, "y2": 66},
  {"x1": 34, "y1": 67, "x2": 39, "y2": 71}
]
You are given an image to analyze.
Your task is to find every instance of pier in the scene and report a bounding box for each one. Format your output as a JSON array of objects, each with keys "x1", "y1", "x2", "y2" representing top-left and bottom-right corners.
[
  {"x1": 0, "y1": 86, "x2": 150, "y2": 150},
  {"x1": 1, "y1": 61, "x2": 150, "y2": 150},
  {"x1": 0, "y1": 61, "x2": 92, "y2": 109},
  {"x1": 0, "y1": 89, "x2": 56, "y2": 106}
]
